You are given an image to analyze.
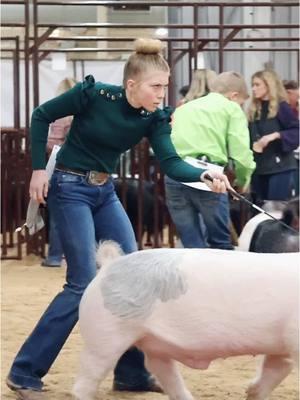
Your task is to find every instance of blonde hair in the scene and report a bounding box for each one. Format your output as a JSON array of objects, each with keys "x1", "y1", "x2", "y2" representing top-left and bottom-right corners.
[
  {"x1": 210, "y1": 71, "x2": 249, "y2": 99},
  {"x1": 248, "y1": 70, "x2": 287, "y2": 121},
  {"x1": 123, "y1": 38, "x2": 170, "y2": 87},
  {"x1": 184, "y1": 69, "x2": 217, "y2": 102},
  {"x1": 56, "y1": 77, "x2": 77, "y2": 95}
]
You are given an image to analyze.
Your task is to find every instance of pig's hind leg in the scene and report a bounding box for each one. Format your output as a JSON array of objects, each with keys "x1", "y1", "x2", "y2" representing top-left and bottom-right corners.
[
  {"x1": 72, "y1": 345, "x2": 111, "y2": 400},
  {"x1": 144, "y1": 354, "x2": 194, "y2": 400},
  {"x1": 72, "y1": 332, "x2": 138, "y2": 400},
  {"x1": 246, "y1": 354, "x2": 294, "y2": 400}
]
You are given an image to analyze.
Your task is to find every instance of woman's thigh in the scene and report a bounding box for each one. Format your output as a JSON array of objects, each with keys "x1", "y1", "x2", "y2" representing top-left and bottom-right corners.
[
  {"x1": 93, "y1": 189, "x2": 138, "y2": 254},
  {"x1": 48, "y1": 172, "x2": 98, "y2": 290}
]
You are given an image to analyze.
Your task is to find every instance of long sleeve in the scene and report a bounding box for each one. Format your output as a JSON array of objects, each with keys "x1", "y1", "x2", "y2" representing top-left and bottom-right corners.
[
  {"x1": 227, "y1": 106, "x2": 256, "y2": 187},
  {"x1": 31, "y1": 75, "x2": 96, "y2": 169},
  {"x1": 277, "y1": 101, "x2": 299, "y2": 152}
]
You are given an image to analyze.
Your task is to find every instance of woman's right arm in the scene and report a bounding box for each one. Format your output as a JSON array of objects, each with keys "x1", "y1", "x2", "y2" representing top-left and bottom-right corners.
[{"x1": 29, "y1": 75, "x2": 96, "y2": 203}]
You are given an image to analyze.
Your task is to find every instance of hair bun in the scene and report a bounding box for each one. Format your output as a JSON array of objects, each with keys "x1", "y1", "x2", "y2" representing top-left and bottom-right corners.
[{"x1": 134, "y1": 38, "x2": 165, "y2": 55}]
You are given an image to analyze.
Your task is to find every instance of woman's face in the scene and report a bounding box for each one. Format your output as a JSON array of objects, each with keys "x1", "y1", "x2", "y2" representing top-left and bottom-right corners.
[
  {"x1": 126, "y1": 69, "x2": 169, "y2": 112},
  {"x1": 252, "y1": 77, "x2": 269, "y2": 100}
]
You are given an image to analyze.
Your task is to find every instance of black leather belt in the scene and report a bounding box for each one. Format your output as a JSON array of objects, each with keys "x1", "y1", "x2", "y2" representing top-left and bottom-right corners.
[{"x1": 55, "y1": 164, "x2": 109, "y2": 186}]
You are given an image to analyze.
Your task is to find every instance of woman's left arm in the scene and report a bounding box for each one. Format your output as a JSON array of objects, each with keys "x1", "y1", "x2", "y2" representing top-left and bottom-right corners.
[{"x1": 276, "y1": 101, "x2": 299, "y2": 152}]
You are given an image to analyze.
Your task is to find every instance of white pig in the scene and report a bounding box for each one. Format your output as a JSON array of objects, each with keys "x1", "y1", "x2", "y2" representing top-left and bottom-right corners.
[{"x1": 72, "y1": 241, "x2": 299, "y2": 400}]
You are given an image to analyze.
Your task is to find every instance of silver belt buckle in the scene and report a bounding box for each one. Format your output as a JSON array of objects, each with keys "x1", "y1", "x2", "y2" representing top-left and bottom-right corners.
[{"x1": 87, "y1": 171, "x2": 108, "y2": 186}]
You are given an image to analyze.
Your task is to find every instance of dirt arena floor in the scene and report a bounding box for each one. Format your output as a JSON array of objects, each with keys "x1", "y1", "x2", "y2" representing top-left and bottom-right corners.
[{"x1": 1, "y1": 255, "x2": 299, "y2": 400}]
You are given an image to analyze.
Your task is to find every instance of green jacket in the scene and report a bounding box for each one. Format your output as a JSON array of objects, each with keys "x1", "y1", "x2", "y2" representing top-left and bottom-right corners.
[
  {"x1": 171, "y1": 92, "x2": 256, "y2": 187},
  {"x1": 30, "y1": 75, "x2": 205, "y2": 183}
]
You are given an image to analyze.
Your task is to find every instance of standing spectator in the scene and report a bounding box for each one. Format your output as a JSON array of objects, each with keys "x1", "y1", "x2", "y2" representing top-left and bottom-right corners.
[
  {"x1": 283, "y1": 79, "x2": 300, "y2": 195},
  {"x1": 177, "y1": 69, "x2": 217, "y2": 107},
  {"x1": 248, "y1": 70, "x2": 299, "y2": 202},
  {"x1": 41, "y1": 78, "x2": 77, "y2": 267},
  {"x1": 165, "y1": 71, "x2": 255, "y2": 249},
  {"x1": 6, "y1": 38, "x2": 232, "y2": 400},
  {"x1": 283, "y1": 79, "x2": 299, "y2": 118},
  {"x1": 183, "y1": 68, "x2": 217, "y2": 103}
]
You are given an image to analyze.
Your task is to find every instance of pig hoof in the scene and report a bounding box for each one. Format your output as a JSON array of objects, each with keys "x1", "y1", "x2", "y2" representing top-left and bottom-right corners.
[{"x1": 245, "y1": 383, "x2": 264, "y2": 400}]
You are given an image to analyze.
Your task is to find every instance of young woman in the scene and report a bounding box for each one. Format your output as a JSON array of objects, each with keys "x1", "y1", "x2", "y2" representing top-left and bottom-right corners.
[
  {"x1": 7, "y1": 38, "x2": 231, "y2": 400},
  {"x1": 248, "y1": 70, "x2": 299, "y2": 201}
]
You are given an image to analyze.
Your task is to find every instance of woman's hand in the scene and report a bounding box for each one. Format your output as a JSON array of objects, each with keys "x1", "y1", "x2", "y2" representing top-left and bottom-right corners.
[
  {"x1": 253, "y1": 132, "x2": 280, "y2": 153},
  {"x1": 29, "y1": 170, "x2": 49, "y2": 204},
  {"x1": 200, "y1": 170, "x2": 233, "y2": 193}
]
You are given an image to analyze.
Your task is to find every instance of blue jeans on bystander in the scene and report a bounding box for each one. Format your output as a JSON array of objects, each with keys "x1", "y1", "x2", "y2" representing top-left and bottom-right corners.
[
  {"x1": 251, "y1": 170, "x2": 296, "y2": 201},
  {"x1": 165, "y1": 176, "x2": 233, "y2": 250}
]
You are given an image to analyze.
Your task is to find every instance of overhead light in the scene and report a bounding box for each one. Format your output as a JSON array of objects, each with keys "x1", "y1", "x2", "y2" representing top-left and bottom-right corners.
[
  {"x1": 246, "y1": 29, "x2": 265, "y2": 49},
  {"x1": 155, "y1": 28, "x2": 168, "y2": 37}
]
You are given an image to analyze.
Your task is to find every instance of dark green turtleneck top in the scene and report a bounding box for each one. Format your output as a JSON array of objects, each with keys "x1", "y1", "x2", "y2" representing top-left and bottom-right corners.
[{"x1": 30, "y1": 75, "x2": 205, "y2": 182}]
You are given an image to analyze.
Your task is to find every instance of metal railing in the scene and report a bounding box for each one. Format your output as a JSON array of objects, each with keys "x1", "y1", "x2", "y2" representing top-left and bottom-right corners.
[{"x1": 1, "y1": 1, "x2": 298, "y2": 258}]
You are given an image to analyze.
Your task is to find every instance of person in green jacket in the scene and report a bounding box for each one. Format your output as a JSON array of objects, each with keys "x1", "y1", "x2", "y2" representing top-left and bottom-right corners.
[
  {"x1": 6, "y1": 38, "x2": 232, "y2": 400},
  {"x1": 165, "y1": 71, "x2": 256, "y2": 250}
]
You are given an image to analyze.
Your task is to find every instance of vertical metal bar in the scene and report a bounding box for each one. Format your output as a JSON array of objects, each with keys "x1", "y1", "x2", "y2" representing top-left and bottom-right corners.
[
  {"x1": 13, "y1": 38, "x2": 23, "y2": 259},
  {"x1": 12, "y1": 51, "x2": 18, "y2": 128},
  {"x1": 13, "y1": 37, "x2": 20, "y2": 129},
  {"x1": 167, "y1": 40, "x2": 175, "y2": 107},
  {"x1": 33, "y1": 0, "x2": 39, "y2": 107},
  {"x1": 16, "y1": 177, "x2": 22, "y2": 259},
  {"x1": 168, "y1": 214, "x2": 175, "y2": 248},
  {"x1": 188, "y1": 41, "x2": 192, "y2": 83},
  {"x1": 81, "y1": 60, "x2": 85, "y2": 80},
  {"x1": 24, "y1": 0, "x2": 31, "y2": 257},
  {"x1": 24, "y1": 0, "x2": 30, "y2": 138},
  {"x1": 219, "y1": 4, "x2": 224, "y2": 72},
  {"x1": 1, "y1": 134, "x2": 8, "y2": 256},
  {"x1": 193, "y1": 4, "x2": 198, "y2": 70},
  {"x1": 72, "y1": 60, "x2": 77, "y2": 80}
]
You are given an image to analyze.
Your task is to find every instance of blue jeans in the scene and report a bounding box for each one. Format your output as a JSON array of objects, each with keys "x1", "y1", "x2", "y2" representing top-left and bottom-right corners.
[
  {"x1": 251, "y1": 170, "x2": 296, "y2": 201},
  {"x1": 8, "y1": 171, "x2": 150, "y2": 390},
  {"x1": 165, "y1": 176, "x2": 233, "y2": 250}
]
